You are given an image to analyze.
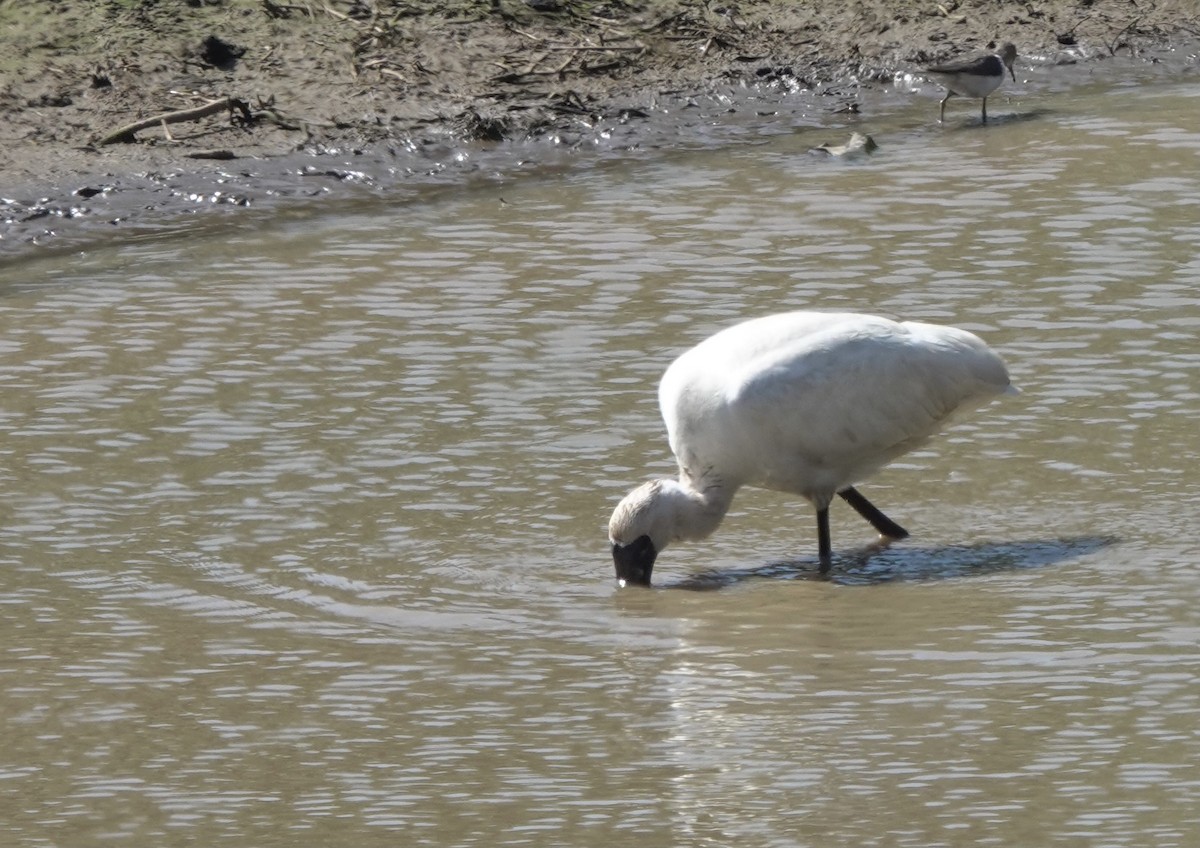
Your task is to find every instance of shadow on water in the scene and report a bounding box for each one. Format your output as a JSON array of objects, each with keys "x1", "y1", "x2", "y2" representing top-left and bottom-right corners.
[
  {"x1": 922, "y1": 106, "x2": 1056, "y2": 131},
  {"x1": 665, "y1": 535, "x2": 1119, "y2": 591}
]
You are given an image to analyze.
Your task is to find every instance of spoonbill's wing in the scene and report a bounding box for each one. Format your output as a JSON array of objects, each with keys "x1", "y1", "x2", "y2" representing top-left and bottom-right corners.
[{"x1": 722, "y1": 321, "x2": 1008, "y2": 470}]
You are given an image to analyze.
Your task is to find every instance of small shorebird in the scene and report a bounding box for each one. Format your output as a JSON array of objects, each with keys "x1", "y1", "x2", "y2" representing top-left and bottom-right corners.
[
  {"x1": 608, "y1": 311, "x2": 1016, "y2": 585},
  {"x1": 926, "y1": 42, "x2": 1017, "y2": 124}
]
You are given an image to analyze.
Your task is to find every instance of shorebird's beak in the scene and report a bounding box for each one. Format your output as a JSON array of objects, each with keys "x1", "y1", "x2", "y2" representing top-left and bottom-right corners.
[
  {"x1": 612, "y1": 535, "x2": 657, "y2": 587},
  {"x1": 1008, "y1": 66, "x2": 1016, "y2": 82}
]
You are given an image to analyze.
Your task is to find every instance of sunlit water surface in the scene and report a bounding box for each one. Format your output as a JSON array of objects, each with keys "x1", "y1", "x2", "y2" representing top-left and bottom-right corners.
[{"x1": 3, "y1": 78, "x2": 1200, "y2": 846}]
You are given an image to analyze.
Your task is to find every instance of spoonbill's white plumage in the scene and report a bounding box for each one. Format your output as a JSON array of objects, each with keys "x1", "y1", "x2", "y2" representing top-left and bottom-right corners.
[{"x1": 608, "y1": 311, "x2": 1016, "y2": 586}]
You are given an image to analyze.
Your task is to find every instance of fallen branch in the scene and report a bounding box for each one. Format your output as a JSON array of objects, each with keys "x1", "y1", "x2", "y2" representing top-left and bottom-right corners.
[
  {"x1": 1104, "y1": 16, "x2": 1142, "y2": 55},
  {"x1": 96, "y1": 96, "x2": 252, "y2": 146}
]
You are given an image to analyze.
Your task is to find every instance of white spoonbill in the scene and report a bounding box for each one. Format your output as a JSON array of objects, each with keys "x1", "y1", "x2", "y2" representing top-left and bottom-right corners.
[{"x1": 608, "y1": 311, "x2": 1016, "y2": 586}]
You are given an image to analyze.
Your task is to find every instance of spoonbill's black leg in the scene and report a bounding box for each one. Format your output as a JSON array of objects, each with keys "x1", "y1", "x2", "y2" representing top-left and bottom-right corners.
[
  {"x1": 816, "y1": 506, "x2": 832, "y2": 575},
  {"x1": 838, "y1": 486, "x2": 910, "y2": 540}
]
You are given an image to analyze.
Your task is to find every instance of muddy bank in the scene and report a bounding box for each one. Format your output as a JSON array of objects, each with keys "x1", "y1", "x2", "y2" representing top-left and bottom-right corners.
[{"x1": 2, "y1": 0, "x2": 1198, "y2": 259}]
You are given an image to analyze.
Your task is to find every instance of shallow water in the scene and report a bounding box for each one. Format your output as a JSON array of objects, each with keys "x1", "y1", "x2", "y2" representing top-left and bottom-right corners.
[{"x1": 2, "y1": 74, "x2": 1200, "y2": 846}]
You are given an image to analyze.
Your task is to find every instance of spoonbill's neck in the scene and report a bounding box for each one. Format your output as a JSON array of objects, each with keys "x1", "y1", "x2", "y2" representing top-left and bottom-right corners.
[{"x1": 671, "y1": 475, "x2": 736, "y2": 543}]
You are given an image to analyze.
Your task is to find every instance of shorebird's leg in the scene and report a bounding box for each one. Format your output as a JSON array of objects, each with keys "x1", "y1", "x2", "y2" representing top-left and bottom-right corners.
[
  {"x1": 939, "y1": 92, "x2": 954, "y2": 122},
  {"x1": 981, "y1": 96, "x2": 988, "y2": 124},
  {"x1": 816, "y1": 506, "x2": 832, "y2": 574},
  {"x1": 838, "y1": 486, "x2": 910, "y2": 540}
]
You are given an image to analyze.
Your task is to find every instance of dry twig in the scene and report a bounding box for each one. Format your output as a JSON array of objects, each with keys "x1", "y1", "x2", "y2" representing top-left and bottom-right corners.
[{"x1": 96, "y1": 96, "x2": 252, "y2": 145}]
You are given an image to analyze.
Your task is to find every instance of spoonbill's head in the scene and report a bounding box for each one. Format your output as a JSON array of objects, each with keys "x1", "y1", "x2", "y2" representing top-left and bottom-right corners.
[{"x1": 608, "y1": 480, "x2": 673, "y2": 587}]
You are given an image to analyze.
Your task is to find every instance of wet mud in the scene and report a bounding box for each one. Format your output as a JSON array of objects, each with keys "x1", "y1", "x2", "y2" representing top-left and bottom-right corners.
[{"x1": 2, "y1": 0, "x2": 1197, "y2": 259}]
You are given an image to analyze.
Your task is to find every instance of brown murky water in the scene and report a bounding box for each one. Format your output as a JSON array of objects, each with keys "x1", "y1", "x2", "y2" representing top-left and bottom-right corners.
[{"x1": 3, "y1": 76, "x2": 1200, "y2": 846}]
